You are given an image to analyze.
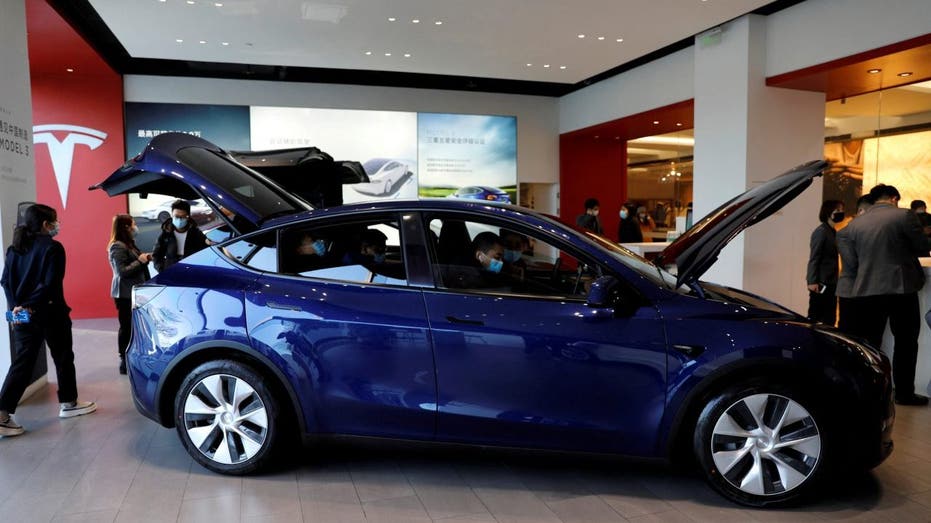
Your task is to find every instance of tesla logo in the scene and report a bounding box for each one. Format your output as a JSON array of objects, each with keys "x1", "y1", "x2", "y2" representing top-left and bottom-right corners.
[{"x1": 33, "y1": 124, "x2": 108, "y2": 208}]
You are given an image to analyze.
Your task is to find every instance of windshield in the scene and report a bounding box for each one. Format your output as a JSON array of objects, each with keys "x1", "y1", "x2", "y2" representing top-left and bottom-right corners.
[{"x1": 177, "y1": 147, "x2": 304, "y2": 220}]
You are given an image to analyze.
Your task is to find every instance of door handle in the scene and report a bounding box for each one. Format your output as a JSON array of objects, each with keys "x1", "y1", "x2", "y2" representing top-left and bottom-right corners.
[
  {"x1": 267, "y1": 301, "x2": 302, "y2": 311},
  {"x1": 446, "y1": 315, "x2": 484, "y2": 326}
]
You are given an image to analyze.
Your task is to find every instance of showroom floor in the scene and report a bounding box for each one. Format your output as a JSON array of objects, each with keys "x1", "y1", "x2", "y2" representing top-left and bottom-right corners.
[{"x1": 1, "y1": 319, "x2": 930, "y2": 523}]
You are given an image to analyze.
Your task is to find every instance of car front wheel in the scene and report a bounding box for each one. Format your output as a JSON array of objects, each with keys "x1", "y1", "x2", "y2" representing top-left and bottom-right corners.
[
  {"x1": 694, "y1": 382, "x2": 829, "y2": 507},
  {"x1": 174, "y1": 360, "x2": 279, "y2": 474}
]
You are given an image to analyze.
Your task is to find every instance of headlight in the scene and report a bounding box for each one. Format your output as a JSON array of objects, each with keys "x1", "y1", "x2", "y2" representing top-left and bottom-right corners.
[{"x1": 816, "y1": 328, "x2": 883, "y2": 366}]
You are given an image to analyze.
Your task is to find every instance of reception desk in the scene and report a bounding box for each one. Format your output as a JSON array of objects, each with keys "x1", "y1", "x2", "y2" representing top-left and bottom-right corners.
[{"x1": 882, "y1": 259, "x2": 931, "y2": 396}]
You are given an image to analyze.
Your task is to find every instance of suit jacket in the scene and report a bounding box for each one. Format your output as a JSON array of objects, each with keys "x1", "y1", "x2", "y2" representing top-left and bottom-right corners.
[
  {"x1": 109, "y1": 241, "x2": 151, "y2": 299},
  {"x1": 806, "y1": 222, "x2": 838, "y2": 286},
  {"x1": 836, "y1": 203, "x2": 931, "y2": 297}
]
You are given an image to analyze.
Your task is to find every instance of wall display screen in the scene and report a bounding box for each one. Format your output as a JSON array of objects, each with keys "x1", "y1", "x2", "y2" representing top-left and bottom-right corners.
[{"x1": 418, "y1": 113, "x2": 517, "y2": 203}]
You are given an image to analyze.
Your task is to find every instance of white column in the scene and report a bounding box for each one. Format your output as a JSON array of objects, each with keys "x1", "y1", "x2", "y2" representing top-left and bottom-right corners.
[
  {"x1": 0, "y1": 0, "x2": 38, "y2": 381},
  {"x1": 693, "y1": 15, "x2": 824, "y2": 315}
]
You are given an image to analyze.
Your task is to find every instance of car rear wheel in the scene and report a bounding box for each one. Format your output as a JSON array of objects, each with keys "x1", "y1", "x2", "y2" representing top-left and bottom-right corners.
[
  {"x1": 174, "y1": 360, "x2": 279, "y2": 474},
  {"x1": 694, "y1": 382, "x2": 829, "y2": 507}
]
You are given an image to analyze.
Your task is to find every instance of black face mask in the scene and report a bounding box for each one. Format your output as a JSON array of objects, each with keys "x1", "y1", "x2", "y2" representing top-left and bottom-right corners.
[{"x1": 831, "y1": 211, "x2": 845, "y2": 223}]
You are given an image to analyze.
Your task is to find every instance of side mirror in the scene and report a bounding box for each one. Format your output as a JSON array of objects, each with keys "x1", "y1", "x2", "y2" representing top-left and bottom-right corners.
[{"x1": 586, "y1": 275, "x2": 619, "y2": 308}]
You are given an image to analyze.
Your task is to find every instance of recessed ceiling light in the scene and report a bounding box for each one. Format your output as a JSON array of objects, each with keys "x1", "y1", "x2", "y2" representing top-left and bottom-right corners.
[
  {"x1": 867, "y1": 68, "x2": 881, "y2": 74},
  {"x1": 214, "y1": 2, "x2": 223, "y2": 6},
  {"x1": 159, "y1": 0, "x2": 166, "y2": 2},
  {"x1": 559, "y1": 65, "x2": 566, "y2": 69},
  {"x1": 594, "y1": 135, "x2": 599, "y2": 139},
  {"x1": 412, "y1": 19, "x2": 420, "y2": 23},
  {"x1": 175, "y1": 39, "x2": 183, "y2": 43},
  {"x1": 616, "y1": 38, "x2": 624, "y2": 42},
  {"x1": 526, "y1": 63, "x2": 532, "y2": 67},
  {"x1": 653, "y1": 121, "x2": 660, "y2": 125},
  {"x1": 199, "y1": 40, "x2": 207, "y2": 44},
  {"x1": 385, "y1": 52, "x2": 392, "y2": 56},
  {"x1": 543, "y1": 64, "x2": 550, "y2": 68},
  {"x1": 387, "y1": 17, "x2": 396, "y2": 22},
  {"x1": 365, "y1": 51, "x2": 372, "y2": 55},
  {"x1": 435, "y1": 20, "x2": 443, "y2": 25},
  {"x1": 186, "y1": 0, "x2": 194, "y2": 4},
  {"x1": 221, "y1": 42, "x2": 229, "y2": 46},
  {"x1": 676, "y1": 122, "x2": 682, "y2": 126},
  {"x1": 577, "y1": 34, "x2": 585, "y2": 38},
  {"x1": 898, "y1": 71, "x2": 913, "y2": 77},
  {"x1": 66, "y1": 68, "x2": 74, "y2": 72},
  {"x1": 597, "y1": 36, "x2": 605, "y2": 41},
  {"x1": 404, "y1": 53, "x2": 411, "y2": 58}
]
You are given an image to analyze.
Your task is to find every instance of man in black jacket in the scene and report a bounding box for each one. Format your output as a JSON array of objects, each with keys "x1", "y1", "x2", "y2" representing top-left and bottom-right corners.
[{"x1": 152, "y1": 199, "x2": 208, "y2": 272}]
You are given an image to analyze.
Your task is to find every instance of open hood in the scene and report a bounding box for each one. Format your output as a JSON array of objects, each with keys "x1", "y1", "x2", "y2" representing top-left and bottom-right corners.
[
  {"x1": 90, "y1": 133, "x2": 313, "y2": 232},
  {"x1": 655, "y1": 160, "x2": 828, "y2": 288}
]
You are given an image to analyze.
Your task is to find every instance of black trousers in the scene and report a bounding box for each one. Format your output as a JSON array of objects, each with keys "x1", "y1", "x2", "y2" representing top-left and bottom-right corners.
[
  {"x1": 0, "y1": 308, "x2": 77, "y2": 413},
  {"x1": 839, "y1": 293, "x2": 920, "y2": 398},
  {"x1": 115, "y1": 297, "x2": 132, "y2": 358},
  {"x1": 807, "y1": 285, "x2": 837, "y2": 326}
]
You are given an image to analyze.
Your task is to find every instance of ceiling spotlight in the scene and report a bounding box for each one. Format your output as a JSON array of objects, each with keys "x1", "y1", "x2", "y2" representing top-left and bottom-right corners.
[
  {"x1": 544, "y1": 64, "x2": 550, "y2": 68},
  {"x1": 186, "y1": 0, "x2": 194, "y2": 4},
  {"x1": 616, "y1": 38, "x2": 624, "y2": 42},
  {"x1": 175, "y1": 39, "x2": 183, "y2": 43},
  {"x1": 867, "y1": 68, "x2": 881, "y2": 74},
  {"x1": 159, "y1": 0, "x2": 166, "y2": 2},
  {"x1": 404, "y1": 53, "x2": 411, "y2": 58},
  {"x1": 898, "y1": 71, "x2": 913, "y2": 77},
  {"x1": 653, "y1": 120, "x2": 659, "y2": 125},
  {"x1": 526, "y1": 63, "x2": 532, "y2": 67},
  {"x1": 214, "y1": 2, "x2": 223, "y2": 6},
  {"x1": 435, "y1": 20, "x2": 443, "y2": 25},
  {"x1": 385, "y1": 52, "x2": 392, "y2": 56},
  {"x1": 387, "y1": 17, "x2": 396, "y2": 22},
  {"x1": 364, "y1": 51, "x2": 372, "y2": 55},
  {"x1": 597, "y1": 36, "x2": 605, "y2": 41},
  {"x1": 66, "y1": 68, "x2": 74, "y2": 72},
  {"x1": 412, "y1": 19, "x2": 420, "y2": 23},
  {"x1": 199, "y1": 40, "x2": 207, "y2": 44},
  {"x1": 676, "y1": 122, "x2": 682, "y2": 126},
  {"x1": 559, "y1": 65, "x2": 566, "y2": 69},
  {"x1": 578, "y1": 34, "x2": 585, "y2": 38},
  {"x1": 221, "y1": 42, "x2": 229, "y2": 46}
]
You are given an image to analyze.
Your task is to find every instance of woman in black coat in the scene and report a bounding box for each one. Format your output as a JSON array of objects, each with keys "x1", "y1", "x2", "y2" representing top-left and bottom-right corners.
[
  {"x1": 806, "y1": 199, "x2": 844, "y2": 325},
  {"x1": 108, "y1": 214, "x2": 152, "y2": 374}
]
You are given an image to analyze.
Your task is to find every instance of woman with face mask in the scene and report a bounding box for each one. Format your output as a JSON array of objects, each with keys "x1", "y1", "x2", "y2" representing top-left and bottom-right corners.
[
  {"x1": 617, "y1": 202, "x2": 643, "y2": 244},
  {"x1": 806, "y1": 199, "x2": 844, "y2": 326},
  {"x1": 151, "y1": 199, "x2": 208, "y2": 273},
  {"x1": 108, "y1": 214, "x2": 152, "y2": 374},
  {"x1": 0, "y1": 204, "x2": 97, "y2": 437}
]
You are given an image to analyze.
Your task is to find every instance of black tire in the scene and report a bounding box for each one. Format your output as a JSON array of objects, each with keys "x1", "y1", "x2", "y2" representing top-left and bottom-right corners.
[
  {"x1": 157, "y1": 210, "x2": 170, "y2": 223},
  {"x1": 693, "y1": 379, "x2": 832, "y2": 507},
  {"x1": 174, "y1": 360, "x2": 280, "y2": 475}
]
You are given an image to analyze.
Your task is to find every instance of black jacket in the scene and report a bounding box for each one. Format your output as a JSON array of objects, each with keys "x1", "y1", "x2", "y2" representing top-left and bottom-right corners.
[
  {"x1": 152, "y1": 222, "x2": 208, "y2": 272},
  {"x1": 618, "y1": 217, "x2": 643, "y2": 243},
  {"x1": 575, "y1": 214, "x2": 602, "y2": 234},
  {"x1": 806, "y1": 222, "x2": 838, "y2": 286},
  {"x1": 1, "y1": 235, "x2": 70, "y2": 312}
]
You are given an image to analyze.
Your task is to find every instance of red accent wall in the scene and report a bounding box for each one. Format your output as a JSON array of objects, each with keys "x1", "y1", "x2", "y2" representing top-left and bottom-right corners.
[
  {"x1": 28, "y1": 1, "x2": 126, "y2": 319},
  {"x1": 559, "y1": 135, "x2": 626, "y2": 242}
]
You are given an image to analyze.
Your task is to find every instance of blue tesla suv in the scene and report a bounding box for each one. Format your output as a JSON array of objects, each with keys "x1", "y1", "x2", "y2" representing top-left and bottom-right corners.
[{"x1": 93, "y1": 133, "x2": 893, "y2": 507}]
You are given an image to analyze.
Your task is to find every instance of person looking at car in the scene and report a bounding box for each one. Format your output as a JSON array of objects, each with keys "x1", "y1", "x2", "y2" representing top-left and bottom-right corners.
[
  {"x1": 0, "y1": 204, "x2": 97, "y2": 436},
  {"x1": 836, "y1": 184, "x2": 931, "y2": 406},
  {"x1": 152, "y1": 199, "x2": 208, "y2": 273},
  {"x1": 618, "y1": 202, "x2": 643, "y2": 243},
  {"x1": 576, "y1": 198, "x2": 603, "y2": 234},
  {"x1": 806, "y1": 200, "x2": 843, "y2": 326},
  {"x1": 108, "y1": 214, "x2": 152, "y2": 375}
]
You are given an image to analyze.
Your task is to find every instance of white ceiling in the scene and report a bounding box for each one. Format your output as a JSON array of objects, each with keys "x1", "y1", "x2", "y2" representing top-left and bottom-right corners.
[{"x1": 89, "y1": 0, "x2": 774, "y2": 84}]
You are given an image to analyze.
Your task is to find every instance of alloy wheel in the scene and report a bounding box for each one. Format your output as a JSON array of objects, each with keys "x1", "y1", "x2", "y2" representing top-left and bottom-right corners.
[
  {"x1": 710, "y1": 393, "x2": 821, "y2": 496},
  {"x1": 182, "y1": 373, "x2": 269, "y2": 465}
]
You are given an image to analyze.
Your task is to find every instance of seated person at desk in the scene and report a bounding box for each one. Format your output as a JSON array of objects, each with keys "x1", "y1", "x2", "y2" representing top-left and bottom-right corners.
[{"x1": 443, "y1": 231, "x2": 508, "y2": 290}]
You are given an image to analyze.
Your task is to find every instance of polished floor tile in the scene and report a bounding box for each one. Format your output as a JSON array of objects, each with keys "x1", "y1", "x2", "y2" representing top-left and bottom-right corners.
[{"x1": 0, "y1": 318, "x2": 929, "y2": 522}]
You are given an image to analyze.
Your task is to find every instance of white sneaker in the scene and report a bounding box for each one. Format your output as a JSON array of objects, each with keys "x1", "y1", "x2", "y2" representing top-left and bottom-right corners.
[
  {"x1": 0, "y1": 415, "x2": 24, "y2": 437},
  {"x1": 59, "y1": 400, "x2": 97, "y2": 419}
]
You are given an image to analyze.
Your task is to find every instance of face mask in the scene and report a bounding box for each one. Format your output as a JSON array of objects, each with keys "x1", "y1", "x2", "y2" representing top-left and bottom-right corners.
[
  {"x1": 619, "y1": 210, "x2": 629, "y2": 220},
  {"x1": 312, "y1": 239, "x2": 326, "y2": 256},
  {"x1": 485, "y1": 257, "x2": 503, "y2": 274},
  {"x1": 373, "y1": 253, "x2": 386, "y2": 264},
  {"x1": 831, "y1": 211, "x2": 845, "y2": 223},
  {"x1": 503, "y1": 250, "x2": 522, "y2": 263},
  {"x1": 172, "y1": 217, "x2": 188, "y2": 230},
  {"x1": 130, "y1": 225, "x2": 139, "y2": 238},
  {"x1": 48, "y1": 222, "x2": 60, "y2": 237}
]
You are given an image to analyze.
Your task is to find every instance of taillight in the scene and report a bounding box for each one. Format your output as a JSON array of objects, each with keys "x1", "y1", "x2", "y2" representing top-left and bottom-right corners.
[{"x1": 132, "y1": 285, "x2": 166, "y2": 309}]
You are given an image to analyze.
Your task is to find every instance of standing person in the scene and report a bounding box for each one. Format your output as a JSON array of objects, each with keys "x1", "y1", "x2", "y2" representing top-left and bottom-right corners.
[
  {"x1": 836, "y1": 184, "x2": 931, "y2": 406},
  {"x1": 910, "y1": 199, "x2": 931, "y2": 237},
  {"x1": 152, "y1": 199, "x2": 208, "y2": 273},
  {"x1": 636, "y1": 206, "x2": 656, "y2": 242},
  {"x1": 108, "y1": 214, "x2": 152, "y2": 375},
  {"x1": 837, "y1": 194, "x2": 874, "y2": 333},
  {"x1": 0, "y1": 204, "x2": 97, "y2": 436},
  {"x1": 618, "y1": 202, "x2": 643, "y2": 243},
  {"x1": 806, "y1": 200, "x2": 844, "y2": 325},
  {"x1": 575, "y1": 198, "x2": 603, "y2": 234}
]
